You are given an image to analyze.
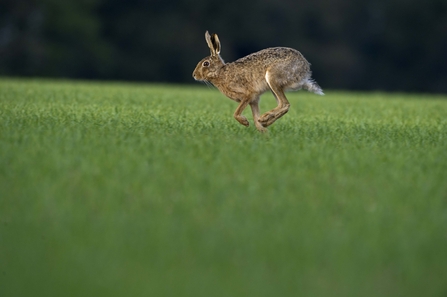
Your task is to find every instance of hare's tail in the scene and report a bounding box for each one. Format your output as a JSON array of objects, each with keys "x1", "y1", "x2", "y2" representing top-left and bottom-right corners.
[{"x1": 303, "y1": 79, "x2": 324, "y2": 95}]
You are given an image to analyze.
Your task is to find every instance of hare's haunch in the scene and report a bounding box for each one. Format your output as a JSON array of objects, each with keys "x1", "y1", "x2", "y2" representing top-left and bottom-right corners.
[{"x1": 193, "y1": 31, "x2": 323, "y2": 132}]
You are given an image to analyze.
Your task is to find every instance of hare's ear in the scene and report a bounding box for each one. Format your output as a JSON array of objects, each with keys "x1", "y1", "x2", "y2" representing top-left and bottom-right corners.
[
  {"x1": 205, "y1": 31, "x2": 215, "y2": 55},
  {"x1": 205, "y1": 31, "x2": 221, "y2": 56},
  {"x1": 211, "y1": 34, "x2": 221, "y2": 55}
]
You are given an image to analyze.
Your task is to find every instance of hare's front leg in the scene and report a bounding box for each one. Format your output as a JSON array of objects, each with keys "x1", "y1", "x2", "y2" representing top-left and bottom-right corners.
[
  {"x1": 233, "y1": 100, "x2": 250, "y2": 127},
  {"x1": 249, "y1": 99, "x2": 267, "y2": 132}
]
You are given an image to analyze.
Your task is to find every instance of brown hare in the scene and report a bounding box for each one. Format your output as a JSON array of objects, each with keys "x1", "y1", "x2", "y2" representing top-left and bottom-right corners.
[{"x1": 193, "y1": 31, "x2": 324, "y2": 132}]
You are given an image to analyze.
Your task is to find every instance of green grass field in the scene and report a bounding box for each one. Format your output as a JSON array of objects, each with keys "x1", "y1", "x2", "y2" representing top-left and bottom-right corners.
[{"x1": 1, "y1": 79, "x2": 447, "y2": 297}]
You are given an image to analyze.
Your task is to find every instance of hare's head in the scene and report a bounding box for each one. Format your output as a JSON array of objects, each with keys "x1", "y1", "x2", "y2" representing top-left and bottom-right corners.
[{"x1": 193, "y1": 31, "x2": 225, "y2": 81}]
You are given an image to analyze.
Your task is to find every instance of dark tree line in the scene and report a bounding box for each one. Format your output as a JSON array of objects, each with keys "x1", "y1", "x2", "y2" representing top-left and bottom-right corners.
[{"x1": 1, "y1": 0, "x2": 446, "y2": 93}]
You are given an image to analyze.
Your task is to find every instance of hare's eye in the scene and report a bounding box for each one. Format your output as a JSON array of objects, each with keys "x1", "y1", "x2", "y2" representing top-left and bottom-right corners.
[{"x1": 203, "y1": 61, "x2": 210, "y2": 67}]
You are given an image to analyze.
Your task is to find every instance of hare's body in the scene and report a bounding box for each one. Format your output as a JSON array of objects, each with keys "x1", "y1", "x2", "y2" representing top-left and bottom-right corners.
[
  {"x1": 212, "y1": 48, "x2": 316, "y2": 100},
  {"x1": 193, "y1": 32, "x2": 323, "y2": 132}
]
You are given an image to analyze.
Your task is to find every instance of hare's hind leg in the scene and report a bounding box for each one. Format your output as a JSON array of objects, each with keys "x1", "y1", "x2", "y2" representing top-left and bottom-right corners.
[{"x1": 259, "y1": 72, "x2": 290, "y2": 127}]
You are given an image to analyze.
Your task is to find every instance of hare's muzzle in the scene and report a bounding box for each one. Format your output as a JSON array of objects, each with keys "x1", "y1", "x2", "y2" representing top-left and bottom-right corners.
[{"x1": 192, "y1": 72, "x2": 201, "y2": 81}]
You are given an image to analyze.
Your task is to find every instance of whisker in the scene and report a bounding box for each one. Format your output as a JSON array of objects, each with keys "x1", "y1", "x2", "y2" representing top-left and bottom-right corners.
[
  {"x1": 202, "y1": 80, "x2": 210, "y2": 89},
  {"x1": 204, "y1": 80, "x2": 215, "y2": 89}
]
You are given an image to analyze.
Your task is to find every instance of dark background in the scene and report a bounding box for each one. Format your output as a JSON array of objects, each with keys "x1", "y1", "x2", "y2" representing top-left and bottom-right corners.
[{"x1": 1, "y1": 0, "x2": 446, "y2": 93}]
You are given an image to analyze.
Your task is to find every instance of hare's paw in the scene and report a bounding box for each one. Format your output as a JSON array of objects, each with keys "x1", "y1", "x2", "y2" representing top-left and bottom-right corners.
[
  {"x1": 234, "y1": 115, "x2": 250, "y2": 127},
  {"x1": 258, "y1": 112, "x2": 275, "y2": 127},
  {"x1": 256, "y1": 125, "x2": 268, "y2": 133}
]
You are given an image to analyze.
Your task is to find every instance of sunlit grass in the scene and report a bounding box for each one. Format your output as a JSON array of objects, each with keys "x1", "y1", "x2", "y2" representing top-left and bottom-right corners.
[{"x1": 1, "y1": 79, "x2": 447, "y2": 297}]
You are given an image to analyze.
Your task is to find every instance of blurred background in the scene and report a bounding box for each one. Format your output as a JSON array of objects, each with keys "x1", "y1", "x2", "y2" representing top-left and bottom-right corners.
[{"x1": 1, "y1": 0, "x2": 446, "y2": 93}]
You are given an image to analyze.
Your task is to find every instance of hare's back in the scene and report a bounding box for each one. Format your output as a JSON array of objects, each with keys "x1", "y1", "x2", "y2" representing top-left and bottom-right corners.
[
  {"x1": 235, "y1": 47, "x2": 309, "y2": 70},
  {"x1": 232, "y1": 47, "x2": 311, "y2": 85}
]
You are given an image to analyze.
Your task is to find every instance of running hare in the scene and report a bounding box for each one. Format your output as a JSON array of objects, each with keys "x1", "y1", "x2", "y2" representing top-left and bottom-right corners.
[{"x1": 193, "y1": 31, "x2": 324, "y2": 132}]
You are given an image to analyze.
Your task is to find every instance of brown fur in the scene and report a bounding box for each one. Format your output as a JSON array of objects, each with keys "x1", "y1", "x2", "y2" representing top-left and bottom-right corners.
[{"x1": 193, "y1": 31, "x2": 323, "y2": 132}]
